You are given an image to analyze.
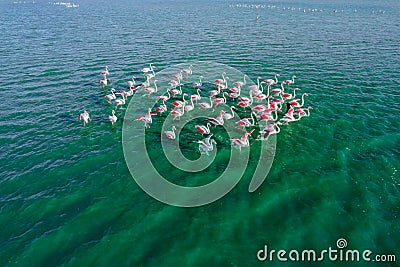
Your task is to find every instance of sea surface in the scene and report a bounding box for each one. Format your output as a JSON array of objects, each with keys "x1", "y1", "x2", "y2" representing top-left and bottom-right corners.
[{"x1": 0, "y1": 0, "x2": 399, "y2": 266}]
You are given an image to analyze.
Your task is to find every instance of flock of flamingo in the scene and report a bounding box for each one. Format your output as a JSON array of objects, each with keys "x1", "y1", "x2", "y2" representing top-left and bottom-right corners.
[{"x1": 78, "y1": 64, "x2": 312, "y2": 154}]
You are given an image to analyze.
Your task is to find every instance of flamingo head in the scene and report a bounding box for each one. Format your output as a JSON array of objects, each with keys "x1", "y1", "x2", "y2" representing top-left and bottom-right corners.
[
  {"x1": 294, "y1": 87, "x2": 301, "y2": 90},
  {"x1": 172, "y1": 126, "x2": 176, "y2": 130}
]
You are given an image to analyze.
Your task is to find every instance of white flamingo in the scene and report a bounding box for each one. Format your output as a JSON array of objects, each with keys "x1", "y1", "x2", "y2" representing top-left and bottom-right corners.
[
  {"x1": 105, "y1": 88, "x2": 117, "y2": 104},
  {"x1": 108, "y1": 110, "x2": 117, "y2": 125},
  {"x1": 197, "y1": 134, "x2": 217, "y2": 155},
  {"x1": 78, "y1": 110, "x2": 91, "y2": 126},
  {"x1": 223, "y1": 106, "x2": 237, "y2": 120},
  {"x1": 193, "y1": 76, "x2": 203, "y2": 88},
  {"x1": 126, "y1": 76, "x2": 136, "y2": 88},
  {"x1": 115, "y1": 94, "x2": 126, "y2": 110},
  {"x1": 231, "y1": 129, "x2": 254, "y2": 151},
  {"x1": 164, "y1": 126, "x2": 177, "y2": 139}
]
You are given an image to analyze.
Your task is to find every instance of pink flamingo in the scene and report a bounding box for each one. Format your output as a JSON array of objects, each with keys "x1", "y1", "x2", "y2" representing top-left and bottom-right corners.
[
  {"x1": 231, "y1": 129, "x2": 254, "y2": 151},
  {"x1": 143, "y1": 80, "x2": 158, "y2": 97},
  {"x1": 155, "y1": 103, "x2": 167, "y2": 116},
  {"x1": 263, "y1": 74, "x2": 280, "y2": 87},
  {"x1": 101, "y1": 66, "x2": 109, "y2": 76},
  {"x1": 193, "y1": 76, "x2": 203, "y2": 88},
  {"x1": 199, "y1": 96, "x2": 213, "y2": 109},
  {"x1": 99, "y1": 75, "x2": 109, "y2": 86},
  {"x1": 234, "y1": 75, "x2": 247, "y2": 88},
  {"x1": 207, "y1": 111, "x2": 225, "y2": 126},
  {"x1": 195, "y1": 123, "x2": 211, "y2": 135},
  {"x1": 191, "y1": 89, "x2": 202, "y2": 104},
  {"x1": 283, "y1": 75, "x2": 296, "y2": 86},
  {"x1": 126, "y1": 76, "x2": 136, "y2": 88},
  {"x1": 214, "y1": 92, "x2": 227, "y2": 107},
  {"x1": 289, "y1": 93, "x2": 308, "y2": 108},
  {"x1": 258, "y1": 123, "x2": 280, "y2": 140},
  {"x1": 158, "y1": 91, "x2": 171, "y2": 103},
  {"x1": 135, "y1": 108, "x2": 156, "y2": 128},
  {"x1": 184, "y1": 95, "x2": 195, "y2": 112},
  {"x1": 171, "y1": 106, "x2": 185, "y2": 120},
  {"x1": 282, "y1": 87, "x2": 300, "y2": 100},
  {"x1": 236, "y1": 112, "x2": 255, "y2": 130}
]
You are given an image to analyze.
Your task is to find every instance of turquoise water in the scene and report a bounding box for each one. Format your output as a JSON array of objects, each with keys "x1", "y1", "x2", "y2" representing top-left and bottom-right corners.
[{"x1": 1, "y1": 0, "x2": 399, "y2": 266}]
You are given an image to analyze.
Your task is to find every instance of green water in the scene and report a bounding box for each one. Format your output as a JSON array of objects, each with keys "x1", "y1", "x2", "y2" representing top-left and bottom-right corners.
[{"x1": 0, "y1": 0, "x2": 399, "y2": 266}]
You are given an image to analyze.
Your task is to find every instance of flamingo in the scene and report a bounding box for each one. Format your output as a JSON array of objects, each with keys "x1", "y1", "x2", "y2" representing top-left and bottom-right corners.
[
  {"x1": 169, "y1": 85, "x2": 183, "y2": 98},
  {"x1": 181, "y1": 65, "x2": 193, "y2": 77},
  {"x1": 105, "y1": 88, "x2": 117, "y2": 104},
  {"x1": 207, "y1": 111, "x2": 225, "y2": 126},
  {"x1": 197, "y1": 134, "x2": 217, "y2": 155},
  {"x1": 228, "y1": 85, "x2": 241, "y2": 99},
  {"x1": 193, "y1": 76, "x2": 203, "y2": 88},
  {"x1": 171, "y1": 106, "x2": 185, "y2": 120},
  {"x1": 108, "y1": 110, "x2": 117, "y2": 125},
  {"x1": 155, "y1": 103, "x2": 167, "y2": 115},
  {"x1": 199, "y1": 96, "x2": 213, "y2": 109},
  {"x1": 101, "y1": 66, "x2": 109, "y2": 76},
  {"x1": 142, "y1": 63, "x2": 155, "y2": 76},
  {"x1": 231, "y1": 129, "x2": 254, "y2": 151},
  {"x1": 252, "y1": 104, "x2": 268, "y2": 114},
  {"x1": 99, "y1": 75, "x2": 109, "y2": 86},
  {"x1": 195, "y1": 123, "x2": 211, "y2": 135},
  {"x1": 190, "y1": 89, "x2": 202, "y2": 104},
  {"x1": 164, "y1": 126, "x2": 177, "y2": 139},
  {"x1": 263, "y1": 74, "x2": 280, "y2": 87},
  {"x1": 236, "y1": 112, "x2": 255, "y2": 129},
  {"x1": 78, "y1": 110, "x2": 91, "y2": 126},
  {"x1": 214, "y1": 92, "x2": 227, "y2": 107},
  {"x1": 171, "y1": 93, "x2": 187, "y2": 109},
  {"x1": 158, "y1": 90, "x2": 171, "y2": 103},
  {"x1": 249, "y1": 77, "x2": 263, "y2": 96},
  {"x1": 282, "y1": 87, "x2": 300, "y2": 100},
  {"x1": 234, "y1": 75, "x2": 247, "y2": 88},
  {"x1": 184, "y1": 95, "x2": 195, "y2": 112},
  {"x1": 283, "y1": 75, "x2": 296, "y2": 86},
  {"x1": 208, "y1": 84, "x2": 221, "y2": 97},
  {"x1": 115, "y1": 94, "x2": 126, "y2": 110},
  {"x1": 289, "y1": 93, "x2": 308, "y2": 108},
  {"x1": 126, "y1": 76, "x2": 136, "y2": 88},
  {"x1": 295, "y1": 106, "x2": 313, "y2": 118},
  {"x1": 271, "y1": 82, "x2": 285, "y2": 95},
  {"x1": 144, "y1": 80, "x2": 158, "y2": 97},
  {"x1": 258, "y1": 123, "x2": 280, "y2": 140},
  {"x1": 223, "y1": 106, "x2": 236, "y2": 120},
  {"x1": 260, "y1": 109, "x2": 279, "y2": 124},
  {"x1": 215, "y1": 72, "x2": 227, "y2": 85},
  {"x1": 135, "y1": 108, "x2": 155, "y2": 128},
  {"x1": 238, "y1": 91, "x2": 254, "y2": 108}
]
